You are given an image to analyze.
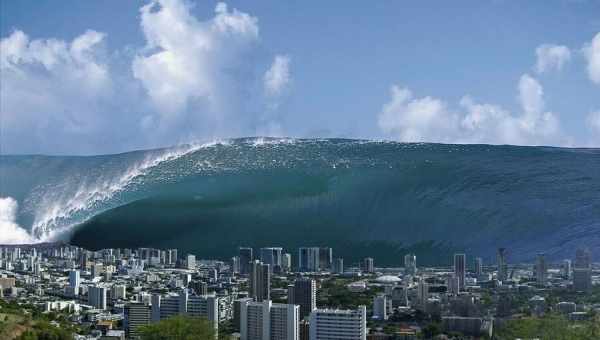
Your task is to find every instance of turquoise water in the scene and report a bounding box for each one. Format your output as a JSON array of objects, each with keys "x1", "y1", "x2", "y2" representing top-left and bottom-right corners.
[{"x1": 1, "y1": 138, "x2": 599, "y2": 265}]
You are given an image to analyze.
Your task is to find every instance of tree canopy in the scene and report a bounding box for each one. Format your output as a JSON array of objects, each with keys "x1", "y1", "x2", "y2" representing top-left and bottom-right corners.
[{"x1": 138, "y1": 316, "x2": 216, "y2": 340}]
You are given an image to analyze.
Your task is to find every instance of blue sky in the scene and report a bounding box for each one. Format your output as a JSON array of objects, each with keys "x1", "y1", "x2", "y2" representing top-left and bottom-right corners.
[{"x1": 1, "y1": 0, "x2": 599, "y2": 154}]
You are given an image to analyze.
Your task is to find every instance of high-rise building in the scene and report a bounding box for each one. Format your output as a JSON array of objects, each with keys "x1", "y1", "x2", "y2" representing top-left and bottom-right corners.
[
  {"x1": 417, "y1": 278, "x2": 429, "y2": 309},
  {"x1": 454, "y1": 254, "x2": 466, "y2": 290},
  {"x1": 234, "y1": 298, "x2": 254, "y2": 332},
  {"x1": 497, "y1": 248, "x2": 508, "y2": 282},
  {"x1": 111, "y1": 285, "x2": 127, "y2": 300},
  {"x1": 69, "y1": 270, "x2": 80, "y2": 294},
  {"x1": 167, "y1": 249, "x2": 178, "y2": 265},
  {"x1": 574, "y1": 248, "x2": 591, "y2": 269},
  {"x1": 362, "y1": 257, "x2": 374, "y2": 273},
  {"x1": 404, "y1": 254, "x2": 417, "y2": 275},
  {"x1": 373, "y1": 294, "x2": 387, "y2": 320},
  {"x1": 249, "y1": 260, "x2": 271, "y2": 301},
  {"x1": 333, "y1": 258, "x2": 344, "y2": 274},
  {"x1": 186, "y1": 254, "x2": 196, "y2": 270},
  {"x1": 241, "y1": 300, "x2": 300, "y2": 340},
  {"x1": 240, "y1": 247, "x2": 254, "y2": 275},
  {"x1": 535, "y1": 253, "x2": 547, "y2": 286},
  {"x1": 288, "y1": 279, "x2": 316, "y2": 320},
  {"x1": 91, "y1": 263, "x2": 103, "y2": 278},
  {"x1": 309, "y1": 306, "x2": 367, "y2": 340},
  {"x1": 260, "y1": 247, "x2": 283, "y2": 273},
  {"x1": 151, "y1": 291, "x2": 218, "y2": 332},
  {"x1": 282, "y1": 253, "x2": 292, "y2": 272},
  {"x1": 562, "y1": 259, "x2": 572, "y2": 279},
  {"x1": 298, "y1": 248, "x2": 320, "y2": 272},
  {"x1": 475, "y1": 257, "x2": 483, "y2": 276},
  {"x1": 232, "y1": 256, "x2": 241, "y2": 274},
  {"x1": 88, "y1": 285, "x2": 108, "y2": 310},
  {"x1": 124, "y1": 302, "x2": 151, "y2": 339},
  {"x1": 318, "y1": 248, "x2": 332, "y2": 271},
  {"x1": 80, "y1": 252, "x2": 90, "y2": 270},
  {"x1": 573, "y1": 248, "x2": 592, "y2": 293},
  {"x1": 573, "y1": 268, "x2": 592, "y2": 292}
]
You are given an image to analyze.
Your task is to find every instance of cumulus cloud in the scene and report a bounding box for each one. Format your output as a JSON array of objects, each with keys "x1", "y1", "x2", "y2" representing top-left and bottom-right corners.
[
  {"x1": 583, "y1": 32, "x2": 600, "y2": 84},
  {"x1": 378, "y1": 86, "x2": 458, "y2": 143},
  {"x1": 0, "y1": 29, "x2": 118, "y2": 154},
  {"x1": 264, "y1": 54, "x2": 291, "y2": 97},
  {"x1": 378, "y1": 74, "x2": 564, "y2": 146},
  {"x1": 133, "y1": 0, "x2": 259, "y2": 115},
  {"x1": 0, "y1": 197, "x2": 35, "y2": 244},
  {"x1": 534, "y1": 44, "x2": 571, "y2": 73},
  {"x1": 0, "y1": 0, "x2": 291, "y2": 154}
]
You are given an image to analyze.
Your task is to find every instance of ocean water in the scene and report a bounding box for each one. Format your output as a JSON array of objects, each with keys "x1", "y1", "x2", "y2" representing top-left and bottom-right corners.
[{"x1": 1, "y1": 138, "x2": 599, "y2": 265}]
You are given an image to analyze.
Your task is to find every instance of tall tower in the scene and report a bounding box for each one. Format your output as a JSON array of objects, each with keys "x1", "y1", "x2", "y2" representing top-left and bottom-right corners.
[
  {"x1": 475, "y1": 257, "x2": 483, "y2": 276},
  {"x1": 249, "y1": 260, "x2": 270, "y2": 301},
  {"x1": 454, "y1": 253, "x2": 466, "y2": 290},
  {"x1": 497, "y1": 248, "x2": 508, "y2": 282},
  {"x1": 535, "y1": 253, "x2": 547, "y2": 286},
  {"x1": 288, "y1": 278, "x2": 316, "y2": 320},
  {"x1": 404, "y1": 254, "x2": 417, "y2": 275},
  {"x1": 239, "y1": 247, "x2": 253, "y2": 275}
]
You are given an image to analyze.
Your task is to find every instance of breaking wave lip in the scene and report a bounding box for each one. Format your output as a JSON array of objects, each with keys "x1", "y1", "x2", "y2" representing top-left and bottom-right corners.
[{"x1": 24, "y1": 140, "x2": 234, "y2": 242}]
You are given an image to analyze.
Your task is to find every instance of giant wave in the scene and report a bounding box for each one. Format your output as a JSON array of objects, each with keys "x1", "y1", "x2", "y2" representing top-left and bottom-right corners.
[{"x1": 1, "y1": 138, "x2": 599, "y2": 265}]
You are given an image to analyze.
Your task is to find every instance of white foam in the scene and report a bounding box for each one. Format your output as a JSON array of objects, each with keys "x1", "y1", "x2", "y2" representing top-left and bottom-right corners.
[{"x1": 0, "y1": 197, "x2": 37, "y2": 244}]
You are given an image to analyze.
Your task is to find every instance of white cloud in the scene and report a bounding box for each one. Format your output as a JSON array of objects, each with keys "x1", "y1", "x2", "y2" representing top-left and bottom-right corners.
[
  {"x1": 583, "y1": 32, "x2": 600, "y2": 84},
  {"x1": 0, "y1": 197, "x2": 35, "y2": 244},
  {"x1": 132, "y1": 0, "x2": 259, "y2": 119},
  {"x1": 378, "y1": 74, "x2": 564, "y2": 146},
  {"x1": 0, "y1": 29, "x2": 116, "y2": 154},
  {"x1": 264, "y1": 55, "x2": 291, "y2": 97},
  {"x1": 534, "y1": 44, "x2": 571, "y2": 73},
  {"x1": 1, "y1": 0, "x2": 289, "y2": 154},
  {"x1": 377, "y1": 86, "x2": 458, "y2": 143}
]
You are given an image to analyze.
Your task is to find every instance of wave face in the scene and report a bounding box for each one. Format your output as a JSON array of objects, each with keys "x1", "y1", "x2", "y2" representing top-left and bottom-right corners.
[{"x1": 1, "y1": 138, "x2": 599, "y2": 265}]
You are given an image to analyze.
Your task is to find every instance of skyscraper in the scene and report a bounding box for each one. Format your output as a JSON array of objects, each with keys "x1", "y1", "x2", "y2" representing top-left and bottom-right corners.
[
  {"x1": 373, "y1": 294, "x2": 387, "y2": 320},
  {"x1": 417, "y1": 277, "x2": 429, "y2": 309},
  {"x1": 404, "y1": 254, "x2": 417, "y2": 275},
  {"x1": 186, "y1": 254, "x2": 196, "y2": 270},
  {"x1": 249, "y1": 260, "x2": 271, "y2": 301},
  {"x1": 475, "y1": 257, "x2": 483, "y2": 276},
  {"x1": 298, "y1": 247, "x2": 319, "y2": 272},
  {"x1": 288, "y1": 278, "x2": 316, "y2": 320},
  {"x1": 535, "y1": 253, "x2": 547, "y2": 286},
  {"x1": 562, "y1": 259, "x2": 572, "y2": 279},
  {"x1": 497, "y1": 248, "x2": 508, "y2": 282},
  {"x1": 362, "y1": 257, "x2": 374, "y2": 273},
  {"x1": 88, "y1": 285, "x2": 108, "y2": 310},
  {"x1": 69, "y1": 270, "x2": 80, "y2": 295},
  {"x1": 260, "y1": 247, "x2": 283, "y2": 272},
  {"x1": 241, "y1": 300, "x2": 300, "y2": 340},
  {"x1": 240, "y1": 247, "x2": 253, "y2": 275},
  {"x1": 454, "y1": 253, "x2": 466, "y2": 290},
  {"x1": 333, "y1": 258, "x2": 344, "y2": 274},
  {"x1": 232, "y1": 256, "x2": 241, "y2": 274},
  {"x1": 318, "y1": 247, "x2": 332, "y2": 271},
  {"x1": 282, "y1": 253, "x2": 292, "y2": 272},
  {"x1": 573, "y1": 248, "x2": 592, "y2": 293}
]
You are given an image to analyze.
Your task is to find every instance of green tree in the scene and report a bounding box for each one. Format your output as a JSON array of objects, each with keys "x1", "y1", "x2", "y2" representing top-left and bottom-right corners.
[{"x1": 138, "y1": 316, "x2": 216, "y2": 340}]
